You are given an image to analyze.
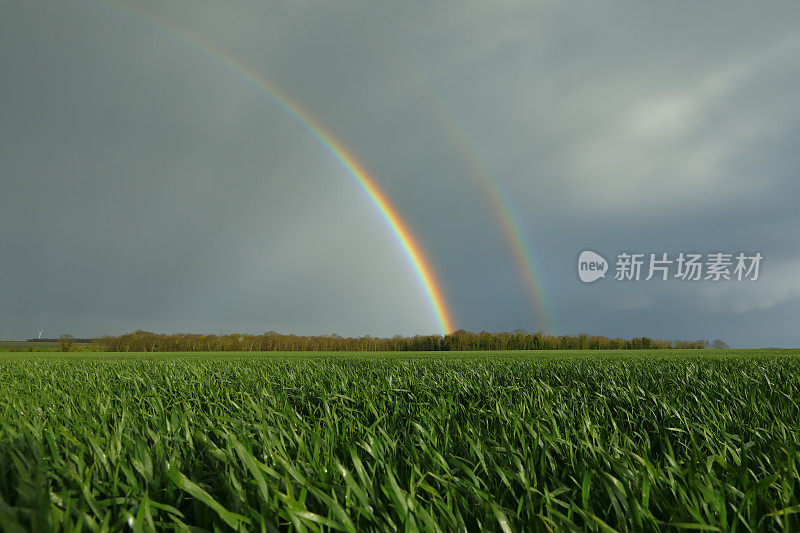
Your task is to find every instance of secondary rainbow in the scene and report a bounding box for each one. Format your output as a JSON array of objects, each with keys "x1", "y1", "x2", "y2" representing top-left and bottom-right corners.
[
  {"x1": 85, "y1": 0, "x2": 455, "y2": 335},
  {"x1": 414, "y1": 81, "x2": 554, "y2": 332}
]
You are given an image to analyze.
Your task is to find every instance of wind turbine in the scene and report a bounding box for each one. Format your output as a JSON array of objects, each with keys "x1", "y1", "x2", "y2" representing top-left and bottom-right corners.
[{"x1": 38, "y1": 330, "x2": 44, "y2": 340}]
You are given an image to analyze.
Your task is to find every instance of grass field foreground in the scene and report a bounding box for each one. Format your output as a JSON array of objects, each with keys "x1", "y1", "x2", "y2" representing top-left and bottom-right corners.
[{"x1": 0, "y1": 350, "x2": 799, "y2": 531}]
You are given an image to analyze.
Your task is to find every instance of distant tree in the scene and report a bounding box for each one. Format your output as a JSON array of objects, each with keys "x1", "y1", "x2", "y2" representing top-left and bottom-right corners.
[
  {"x1": 711, "y1": 339, "x2": 730, "y2": 349},
  {"x1": 90, "y1": 330, "x2": 725, "y2": 353},
  {"x1": 59, "y1": 334, "x2": 75, "y2": 352}
]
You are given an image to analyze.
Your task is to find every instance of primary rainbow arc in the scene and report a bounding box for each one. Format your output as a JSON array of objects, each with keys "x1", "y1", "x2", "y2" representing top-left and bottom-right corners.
[{"x1": 87, "y1": 0, "x2": 455, "y2": 335}]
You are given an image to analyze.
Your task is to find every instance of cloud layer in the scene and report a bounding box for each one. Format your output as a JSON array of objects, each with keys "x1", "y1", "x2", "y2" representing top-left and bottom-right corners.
[{"x1": 2, "y1": 0, "x2": 799, "y2": 346}]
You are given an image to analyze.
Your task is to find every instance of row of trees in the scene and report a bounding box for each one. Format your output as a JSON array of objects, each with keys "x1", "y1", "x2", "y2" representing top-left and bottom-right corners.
[
  {"x1": 92, "y1": 330, "x2": 725, "y2": 352},
  {"x1": 25, "y1": 337, "x2": 93, "y2": 343}
]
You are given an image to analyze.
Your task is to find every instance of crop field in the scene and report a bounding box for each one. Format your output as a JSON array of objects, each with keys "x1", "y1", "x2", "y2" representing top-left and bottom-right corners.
[
  {"x1": 0, "y1": 341, "x2": 91, "y2": 352},
  {"x1": 0, "y1": 341, "x2": 56, "y2": 350},
  {"x1": 0, "y1": 350, "x2": 799, "y2": 531}
]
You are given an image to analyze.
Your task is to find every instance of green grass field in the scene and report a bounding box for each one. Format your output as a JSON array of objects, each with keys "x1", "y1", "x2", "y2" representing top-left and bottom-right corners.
[
  {"x1": 1, "y1": 350, "x2": 799, "y2": 531},
  {"x1": 0, "y1": 341, "x2": 92, "y2": 352}
]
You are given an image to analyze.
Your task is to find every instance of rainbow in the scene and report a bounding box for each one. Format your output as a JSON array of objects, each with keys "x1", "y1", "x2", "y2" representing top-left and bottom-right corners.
[
  {"x1": 85, "y1": 0, "x2": 455, "y2": 335},
  {"x1": 413, "y1": 81, "x2": 554, "y2": 332}
]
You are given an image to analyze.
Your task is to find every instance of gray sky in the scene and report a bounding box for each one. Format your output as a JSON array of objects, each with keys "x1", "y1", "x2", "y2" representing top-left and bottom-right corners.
[{"x1": 2, "y1": 0, "x2": 799, "y2": 346}]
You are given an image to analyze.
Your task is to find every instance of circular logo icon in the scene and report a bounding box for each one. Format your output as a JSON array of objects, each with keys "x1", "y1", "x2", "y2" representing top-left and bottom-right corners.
[{"x1": 578, "y1": 250, "x2": 608, "y2": 283}]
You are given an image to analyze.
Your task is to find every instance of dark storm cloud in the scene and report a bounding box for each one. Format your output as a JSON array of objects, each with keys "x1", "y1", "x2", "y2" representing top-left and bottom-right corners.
[{"x1": 2, "y1": 0, "x2": 799, "y2": 345}]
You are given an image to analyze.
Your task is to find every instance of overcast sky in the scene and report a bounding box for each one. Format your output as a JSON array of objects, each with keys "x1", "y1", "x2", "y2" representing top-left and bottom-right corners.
[{"x1": 2, "y1": 1, "x2": 799, "y2": 346}]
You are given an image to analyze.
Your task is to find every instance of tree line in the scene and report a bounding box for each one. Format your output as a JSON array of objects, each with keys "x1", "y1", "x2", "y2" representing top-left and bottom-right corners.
[
  {"x1": 91, "y1": 330, "x2": 726, "y2": 352},
  {"x1": 25, "y1": 337, "x2": 94, "y2": 343}
]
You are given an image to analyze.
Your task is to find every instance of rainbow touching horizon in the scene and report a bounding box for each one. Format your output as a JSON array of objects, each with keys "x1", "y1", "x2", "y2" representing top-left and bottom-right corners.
[
  {"x1": 414, "y1": 82, "x2": 554, "y2": 333},
  {"x1": 86, "y1": 0, "x2": 455, "y2": 335}
]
